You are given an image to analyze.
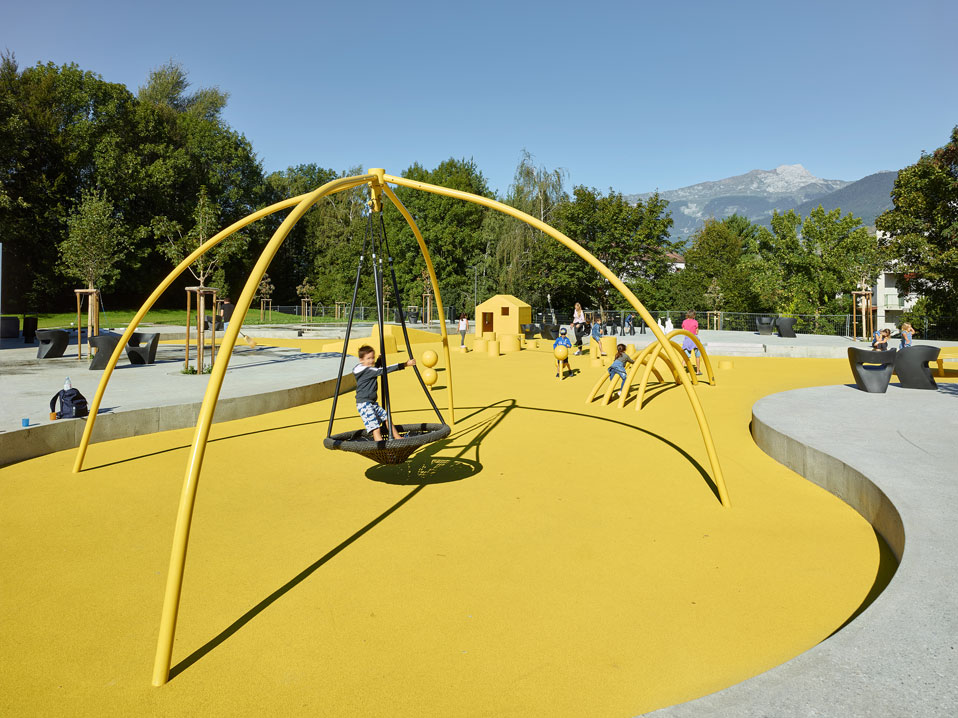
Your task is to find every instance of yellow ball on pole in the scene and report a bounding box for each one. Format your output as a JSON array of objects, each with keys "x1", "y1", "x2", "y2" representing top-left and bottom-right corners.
[
  {"x1": 421, "y1": 366, "x2": 438, "y2": 386},
  {"x1": 421, "y1": 350, "x2": 438, "y2": 368},
  {"x1": 554, "y1": 345, "x2": 568, "y2": 361}
]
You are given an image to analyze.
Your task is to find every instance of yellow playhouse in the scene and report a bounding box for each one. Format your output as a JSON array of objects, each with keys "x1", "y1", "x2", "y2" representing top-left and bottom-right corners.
[{"x1": 475, "y1": 294, "x2": 532, "y2": 338}]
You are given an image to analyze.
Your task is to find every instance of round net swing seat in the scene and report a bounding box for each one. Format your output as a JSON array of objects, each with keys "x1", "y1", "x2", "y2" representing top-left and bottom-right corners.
[{"x1": 323, "y1": 423, "x2": 451, "y2": 465}]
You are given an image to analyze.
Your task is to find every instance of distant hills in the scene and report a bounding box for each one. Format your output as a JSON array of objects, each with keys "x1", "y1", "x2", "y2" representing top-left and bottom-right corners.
[{"x1": 629, "y1": 165, "x2": 898, "y2": 242}]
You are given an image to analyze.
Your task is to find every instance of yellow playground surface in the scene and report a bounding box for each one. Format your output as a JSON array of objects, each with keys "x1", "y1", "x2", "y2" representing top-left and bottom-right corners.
[{"x1": 0, "y1": 339, "x2": 894, "y2": 717}]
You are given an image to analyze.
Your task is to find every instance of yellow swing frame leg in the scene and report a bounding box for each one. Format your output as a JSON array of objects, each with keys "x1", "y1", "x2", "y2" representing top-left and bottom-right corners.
[{"x1": 69, "y1": 169, "x2": 729, "y2": 689}]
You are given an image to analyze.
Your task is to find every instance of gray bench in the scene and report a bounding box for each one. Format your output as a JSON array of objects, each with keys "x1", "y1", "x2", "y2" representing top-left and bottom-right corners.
[
  {"x1": 126, "y1": 332, "x2": 160, "y2": 365},
  {"x1": 848, "y1": 346, "x2": 897, "y2": 393},
  {"x1": 89, "y1": 333, "x2": 121, "y2": 370},
  {"x1": 36, "y1": 329, "x2": 69, "y2": 359},
  {"x1": 894, "y1": 345, "x2": 939, "y2": 390},
  {"x1": 775, "y1": 317, "x2": 797, "y2": 338}
]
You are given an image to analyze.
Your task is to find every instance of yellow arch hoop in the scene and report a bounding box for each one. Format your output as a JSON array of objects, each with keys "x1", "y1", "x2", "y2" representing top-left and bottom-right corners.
[
  {"x1": 385, "y1": 173, "x2": 729, "y2": 509},
  {"x1": 70, "y1": 170, "x2": 730, "y2": 686}
]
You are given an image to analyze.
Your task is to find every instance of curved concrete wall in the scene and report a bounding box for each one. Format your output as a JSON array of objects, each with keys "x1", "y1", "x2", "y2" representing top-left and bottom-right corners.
[
  {"x1": 0, "y1": 374, "x2": 355, "y2": 468},
  {"x1": 644, "y1": 384, "x2": 957, "y2": 717}
]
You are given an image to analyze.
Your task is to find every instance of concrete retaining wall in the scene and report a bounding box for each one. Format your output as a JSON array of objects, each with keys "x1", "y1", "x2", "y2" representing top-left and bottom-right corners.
[{"x1": 0, "y1": 373, "x2": 355, "y2": 468}]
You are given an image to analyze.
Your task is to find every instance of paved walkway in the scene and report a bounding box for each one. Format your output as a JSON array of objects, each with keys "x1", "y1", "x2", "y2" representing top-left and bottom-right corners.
[{"x1": 646, "y1": 382, "x2": 958, "y2": 717}]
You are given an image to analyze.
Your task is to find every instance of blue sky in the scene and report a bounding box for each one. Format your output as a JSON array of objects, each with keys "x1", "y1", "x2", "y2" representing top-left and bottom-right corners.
[{"x1": 5, "y1": 0, "x2": 956, "y2": 196}]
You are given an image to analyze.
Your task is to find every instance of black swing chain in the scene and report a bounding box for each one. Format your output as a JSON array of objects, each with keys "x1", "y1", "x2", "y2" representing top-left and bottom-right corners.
[
  {"x1": 325, "y1": 194, "x2": 447, "y2": 442},
  {"x1": 326, "y1": 211, "x2": 371, "y2": 438}
]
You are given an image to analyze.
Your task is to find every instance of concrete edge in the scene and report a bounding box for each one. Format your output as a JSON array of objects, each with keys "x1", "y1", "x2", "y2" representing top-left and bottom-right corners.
[
  {"x1": 641, "y1": 398, "x2": 906, "y2": 717},
  {"x1": 0, "y1": 373, "x2": 356, "y2": 468},
  {"x1": 750, "y1": 412, "x2": 904, "y2": 561}
]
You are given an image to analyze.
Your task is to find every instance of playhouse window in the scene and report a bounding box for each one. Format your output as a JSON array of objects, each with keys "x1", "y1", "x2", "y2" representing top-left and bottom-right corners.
[{"x1": 501, "y1": 306, "x2": 509, "y2": 316}]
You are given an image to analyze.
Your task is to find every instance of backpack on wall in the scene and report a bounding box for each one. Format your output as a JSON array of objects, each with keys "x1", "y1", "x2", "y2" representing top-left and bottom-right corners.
[{"x1": 50, "y1": 388, "x2": 89, "y2": 419}]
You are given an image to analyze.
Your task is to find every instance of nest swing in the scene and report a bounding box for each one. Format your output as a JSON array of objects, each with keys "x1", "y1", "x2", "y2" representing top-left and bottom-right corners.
[{"x1": 323, "y1": 203, "x2": 449, "y2": 465}]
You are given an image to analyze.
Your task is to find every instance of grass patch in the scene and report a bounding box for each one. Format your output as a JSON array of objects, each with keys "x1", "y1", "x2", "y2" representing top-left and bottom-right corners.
[{"x1": 14, "y1": 309, "x2": 350, "y2": 329}]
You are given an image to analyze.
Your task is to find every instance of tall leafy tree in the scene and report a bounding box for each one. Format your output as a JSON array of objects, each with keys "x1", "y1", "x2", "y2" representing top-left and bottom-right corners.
[
  {"x1": 153, "y1": 186, "x2": 248, "y2": 291},
  {"x1": 495, "y1": 150, "x2": 569, "y2": 298},
  {"x1": 384, "y1": 158, "x2": 492, "y2": 316},
  {"x1": 59, "y1": 189, "x2": 130, "y2": 291},
  {"x1": 876, "y1": 125, "x2": 958, "y2": 317},
  {"x1": 542, "y1": 186, "x2": 676, "y2": 312}
]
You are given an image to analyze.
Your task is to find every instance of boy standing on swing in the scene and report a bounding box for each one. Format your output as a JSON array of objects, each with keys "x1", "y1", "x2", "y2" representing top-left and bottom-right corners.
[{"x1": 354, "y1": 344, "x2": 416, "y2": 441}]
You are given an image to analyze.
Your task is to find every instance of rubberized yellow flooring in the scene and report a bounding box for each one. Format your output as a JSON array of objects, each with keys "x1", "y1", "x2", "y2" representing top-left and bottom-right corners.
[{"x1": 1, "y1": 341, "x2": 891, "y2": 716}]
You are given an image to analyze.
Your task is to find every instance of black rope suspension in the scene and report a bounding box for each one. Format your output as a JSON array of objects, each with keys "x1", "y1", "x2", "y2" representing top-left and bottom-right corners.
[{"x1": 324, "y1": 195, "x2": 449, "y2": 465}]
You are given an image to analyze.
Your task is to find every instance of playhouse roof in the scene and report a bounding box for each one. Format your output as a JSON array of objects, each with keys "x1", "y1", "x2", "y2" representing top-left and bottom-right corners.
[{"x1": 475, "y1": 294, "x2": 531, "y2": 310}]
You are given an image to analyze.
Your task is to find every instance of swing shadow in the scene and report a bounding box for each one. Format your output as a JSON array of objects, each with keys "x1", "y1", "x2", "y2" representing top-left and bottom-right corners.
[
  {"x1": 166, "y1": 394, "x2": 719, "y2": 681},
  {"x1": 168, "y1": 484, "x2": 425, "y2": 680}
]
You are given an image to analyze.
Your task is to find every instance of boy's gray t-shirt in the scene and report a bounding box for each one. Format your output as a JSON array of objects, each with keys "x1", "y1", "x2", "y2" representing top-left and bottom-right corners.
[{"x1": 353, "y1": 361, "x2": 404, "y2": 404}]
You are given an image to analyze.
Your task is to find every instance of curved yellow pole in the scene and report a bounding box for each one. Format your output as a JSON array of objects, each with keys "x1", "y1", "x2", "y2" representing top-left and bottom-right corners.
[
  {"x1": 379, "y1": 178, "x2": 455, "y2": 425},
  {"x1": 586, "y1": 371, "x2": 609, "y2": 404},
  {"x1": 385, "y1": 174, "x2": 729, "y2": 508},
  {"x1": 617, "y1": 344, "x2": 665, "y2": 409},
  {"x1": 73, "y1": 192, "x2": 311, "y2": 473},
  {"x1": 670, "y1": 340, "x2": 699, "y2": 386},
  {"x1": 151, "y1": 174, "x2": 373, "y2": 686},
  {"x1": 666, "y1": 329, "x2": 715, "y2": 384},
  {"x1": 636, "y1": 343, "x2": 666, "y2": 410}
]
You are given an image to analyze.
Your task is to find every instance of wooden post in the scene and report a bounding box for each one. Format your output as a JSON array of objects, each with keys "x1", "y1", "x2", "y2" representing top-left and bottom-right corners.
[
  {"x1": 76, "y1": 291, "x2": 83, "y2": 361},
  {"x1": 210, "y1": 291, "x2": 217, "y2": 367},
  {"x1": 184, "y1": 290, "x2": 191, "y2": 372}
]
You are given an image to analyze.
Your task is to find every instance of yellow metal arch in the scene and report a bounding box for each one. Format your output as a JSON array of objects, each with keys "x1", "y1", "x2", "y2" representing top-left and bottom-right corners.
[
  {"x1": 148, "y1": 174, "x2": 374, "y2": 685},
  {"x1": 666, "y1": 329, "x2": 715, "y2": 384},
  {"x1": 72, "y1": 192, "x2": 315, "y2": 473},
  {"x1": 380, "y1": 179, "x2": 455, "y2": 424},
  {"x1": 384, "y1": 172, "x2": 729, "y2": 512},
  {"x1": 71, "y1": 170, "x2": 730, "y2": 686}
]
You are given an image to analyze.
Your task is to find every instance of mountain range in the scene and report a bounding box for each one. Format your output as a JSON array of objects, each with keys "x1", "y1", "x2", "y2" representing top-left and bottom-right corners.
[{"x1": 629, "y1": 164, "x2": 897, "y2": 242}]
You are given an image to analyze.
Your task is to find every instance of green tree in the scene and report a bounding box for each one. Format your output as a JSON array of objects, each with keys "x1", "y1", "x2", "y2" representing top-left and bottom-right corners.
[
  {"x1": 543, "y1": 186, "x2": 676, "y2": 312},
  {"x1": 59, "y1": 189, "x2": 129, "y2": 290},
  {"x1": 876, "y1": 125, "x2": 958, "y2": 316},
  {"x1": 756, "y1": 206, "x2": 879, "y2": 315},
  {"x1": 495, "y1": 150, "x2": 569, "y2": 298},
  {"x1": 153, "y1": 187, "x2": 248, "y2": 291},
  {"x1": 384, "y1": 158, "x2": 492, "y2": 315}
]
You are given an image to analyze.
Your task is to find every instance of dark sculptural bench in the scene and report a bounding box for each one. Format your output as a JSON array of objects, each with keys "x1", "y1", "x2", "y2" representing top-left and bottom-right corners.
[
  {"x1": 126, "y1": 332, "x2": 160, "y2": 365},
  {"x1": 36, "y1": 329, "x2": 70, "y2": 359},
  {"x1": 894, "y1": 345, "x2": 939, "y2": 390},
  {"x1": 89, "y1": 333, "x2": 121, "y2": 370},
  {"x1": 776, "y1": 317, "x2": 797, "y2": 338},
  {"x1": 848, "y1": 346, "x2": 897, "y2": 393},
  {"x1": 539, "y1": 324, "x2": 559, "y2": 340}
]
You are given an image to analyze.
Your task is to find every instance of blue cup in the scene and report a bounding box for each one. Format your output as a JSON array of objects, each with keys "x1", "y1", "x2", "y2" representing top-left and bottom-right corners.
[{"x1": 21, "y1": 418, "x2": 29, "y2": 427}]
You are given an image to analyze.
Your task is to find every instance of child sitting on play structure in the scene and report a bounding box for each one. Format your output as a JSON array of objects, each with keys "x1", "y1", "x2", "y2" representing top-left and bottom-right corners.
[
  {"x1": 554, "y1": 327, "x2": 573, "y2": 378},
  {"x1": 590, "y1": 317, "x2": 606, "y2": 355},
  {"x1": 353, "y1": 344, "x2": 416, "y2": 441},
  {"x1": 607, "y1": 344, "x2": 634, "y2": 389}
]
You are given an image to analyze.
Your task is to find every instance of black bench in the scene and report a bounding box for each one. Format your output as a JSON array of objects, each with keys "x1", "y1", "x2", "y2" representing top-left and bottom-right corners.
[
  {"x1": 126, "y1": 332, "x2": 160, "y2": 365},
  {"x1": 776, "y1": 317, "x2": 797, "y2": 338},
  {"x1": 757, "y1": 316, "x2": 776, "y2": 335},
  {"x1": 36, "y1": 329, "x2": 69, "y2": 359},
  {"x1": 539, "y1": 324, "x2": 559, "y2": 340},
  {"x1": 848, "y1": 347, "x2": 897, "y2": 393},
  {"x1": 894, "y1": 345, "x2": 939, "y2": 390},
  {"x1": 89, "y1": 333, "x2": 121, "y2": 370}
]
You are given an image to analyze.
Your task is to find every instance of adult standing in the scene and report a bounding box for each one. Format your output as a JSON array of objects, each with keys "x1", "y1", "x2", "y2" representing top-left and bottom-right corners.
[
  {"x1": 571, "y1": 302, "x2": 587, "y2": 355},
  {"x1": 458, "y1": 313, "x2": 469, "y2": 347},
  {"x1": 219, "y1": 298, "x2": 235, "y2": 329},
  {"x1": 626, "y1": 313, "x2": 635, "y2": 336}
]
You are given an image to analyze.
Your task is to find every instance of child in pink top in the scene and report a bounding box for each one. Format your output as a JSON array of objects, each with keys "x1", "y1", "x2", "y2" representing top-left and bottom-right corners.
[{"x1": 681, "y1": 310, "x2": 702, "y2": 375}]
